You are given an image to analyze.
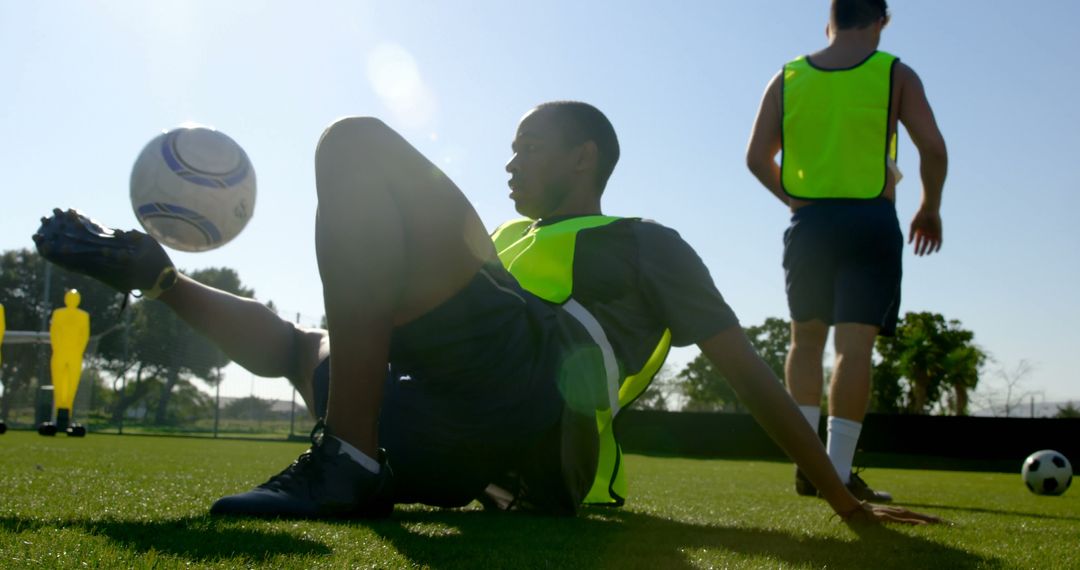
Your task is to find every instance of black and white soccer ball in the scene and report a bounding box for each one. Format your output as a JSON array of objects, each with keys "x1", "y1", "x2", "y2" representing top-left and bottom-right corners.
[
  {"x1": 130, "y1": 124, "x2": 256, "y2": 252},
  {"x1": 1021, "y1": 450, "x2": 1072, "y2": 496}
]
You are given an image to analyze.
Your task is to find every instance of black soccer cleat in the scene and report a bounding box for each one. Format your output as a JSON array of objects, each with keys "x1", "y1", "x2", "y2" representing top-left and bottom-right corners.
[
  {"x1": 32, "y1": 208, "x2": 178, "y2": 299},
  {"x1": 846, "y1": 471, "x2": 893, "y2": 503},
  {"x1": 210, "y1": 421, "x2": 394, "y2": 519}
]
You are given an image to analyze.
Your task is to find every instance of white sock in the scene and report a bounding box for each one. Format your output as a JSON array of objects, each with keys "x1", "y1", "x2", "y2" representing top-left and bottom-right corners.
[
  {"x1": 798, "y1": 405, "x2": 821, "y2": 434},
  {"x1": 826, "y1": 416, "x2": 862, "y2": 484},
  {"x1": 330, "y1": 435, "x2": 381, "y2": 474}
]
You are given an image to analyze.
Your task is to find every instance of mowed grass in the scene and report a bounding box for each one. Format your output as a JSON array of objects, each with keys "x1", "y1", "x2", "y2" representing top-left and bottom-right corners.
[{"x1": 0, "y1": 431, "x2": 1077, "y2": 569}]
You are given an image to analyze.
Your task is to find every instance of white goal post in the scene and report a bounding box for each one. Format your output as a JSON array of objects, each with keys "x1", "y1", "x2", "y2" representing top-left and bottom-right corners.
[
  {"x1": 2, "y1": 331, "x2": 51, "y2": 345},
  {"x1": 2, "y1": 323, "x2": 123, "y2": 347}
]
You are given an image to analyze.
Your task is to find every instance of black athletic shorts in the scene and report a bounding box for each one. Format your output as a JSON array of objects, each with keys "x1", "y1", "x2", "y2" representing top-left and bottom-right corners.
[
  {"x1": 782, "y1": 198, "x2": 903, "y2": 336},
  {"x1": 311, "y1": 262, "x2": 601, "y2": 509}
]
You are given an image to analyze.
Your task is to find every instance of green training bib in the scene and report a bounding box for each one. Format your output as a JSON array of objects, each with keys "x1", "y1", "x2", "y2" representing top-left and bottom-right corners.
[
  {"x1": 492, "y1": 216, "x2": 672, "y2": 505},
  {"x1": 782, "y1": 51, "x2": 898, "y2": 200}
]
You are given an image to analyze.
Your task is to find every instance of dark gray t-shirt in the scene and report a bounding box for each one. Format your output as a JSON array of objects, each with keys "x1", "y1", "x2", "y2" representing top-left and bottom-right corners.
[{"x1": 540, "y1": 216, "x2": 740, "y2": 377}]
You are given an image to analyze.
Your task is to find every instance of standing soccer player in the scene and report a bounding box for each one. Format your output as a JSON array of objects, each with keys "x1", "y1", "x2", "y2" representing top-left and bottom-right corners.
[{"x1": 746, "y1": 0, "x2": 948, "y2": 501}]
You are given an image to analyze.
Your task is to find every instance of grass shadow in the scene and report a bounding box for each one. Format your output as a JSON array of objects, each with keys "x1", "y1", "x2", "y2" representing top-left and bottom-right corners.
[
  {"x1": 0, "y1": 516, "x2": 331, "y2": 561},
  {"x1": 0, "y1": 506, "x2": 1010, "y2": 567},
  {"x1": 368, "y1": 507, "x2": 1003, "y2": 569}
]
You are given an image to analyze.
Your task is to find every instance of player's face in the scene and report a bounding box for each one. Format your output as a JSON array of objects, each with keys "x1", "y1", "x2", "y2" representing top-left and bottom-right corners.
[{"x1": 505, "y1": 109, "x2": 578, "y2": 219}]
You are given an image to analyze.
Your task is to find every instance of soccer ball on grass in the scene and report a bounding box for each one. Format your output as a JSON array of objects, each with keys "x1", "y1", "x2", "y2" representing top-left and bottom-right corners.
[{"x1": 1021, "y1": 450, "x2": 1072, "y2": 496}]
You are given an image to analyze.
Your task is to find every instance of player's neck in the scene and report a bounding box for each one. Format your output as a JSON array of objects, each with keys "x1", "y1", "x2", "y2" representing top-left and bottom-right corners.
[
  {"x1": 545, "y1": 193, "x2": 603, "y2": 219},
  {"x1": 814, "y1": 30, "x2": 881, "y2": 68}
]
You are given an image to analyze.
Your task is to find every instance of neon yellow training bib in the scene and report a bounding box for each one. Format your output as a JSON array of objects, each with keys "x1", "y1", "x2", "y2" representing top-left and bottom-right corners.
[
  {"x1": 782, "y1": 50, "x2": 898, "y2": 200},
  {"x1": 492, "y1": 216, "x2": 672, "y2": 506}
]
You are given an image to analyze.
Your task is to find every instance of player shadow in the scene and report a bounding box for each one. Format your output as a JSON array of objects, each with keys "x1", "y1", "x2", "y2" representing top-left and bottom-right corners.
[
  {"x1": 898, "y1": 502, "x2": 1080, "y2": 522},
  {"x1": 0, "y1": 507, "x2": 1008, "y2": 567},
  {"x1": 368, "y1": 507, "x2": 1003, "y2": 569},
  {"x1": 0, "y1": 515, "x2": 331, "y2": 561}
]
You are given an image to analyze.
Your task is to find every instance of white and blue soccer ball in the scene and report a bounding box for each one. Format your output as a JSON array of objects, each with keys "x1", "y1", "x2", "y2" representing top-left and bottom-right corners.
[
  {"x1": 130, "y1": 124, "x2": 256, "y2": 252},
  {"x1": 1021, "y1": 450, "x2": 1072, "y2": 496}
]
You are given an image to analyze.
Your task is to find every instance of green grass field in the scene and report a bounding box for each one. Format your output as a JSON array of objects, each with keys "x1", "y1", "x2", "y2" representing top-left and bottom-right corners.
[{"x1": 0, "y1": 431, "x2": 1076, "y2": 569}]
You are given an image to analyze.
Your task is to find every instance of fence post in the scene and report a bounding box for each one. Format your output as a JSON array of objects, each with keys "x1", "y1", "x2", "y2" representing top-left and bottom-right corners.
[
  {"x1": 36, "y1": 263, "x2": 53, "y2": 424},
  {"x1": 213, "y1": 377, "x2": 220, "y2": 438},
  {"x1": 288, "y1": 312, "x2": 300, "y2": 439}
]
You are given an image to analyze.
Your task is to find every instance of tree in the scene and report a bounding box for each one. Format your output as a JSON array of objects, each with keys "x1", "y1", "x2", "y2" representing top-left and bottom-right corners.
[
  {"x1": 77, "y1": 365, "x2": 115, "y2": 420},
  {"x1": 1054, "y1": 402, "x2": 1080, "y2": 419},
  {"x1": 678, "y1": 318, "x2": 790, "y2": 412},
  {"x1": 873, "y1": 312, "x2": 988, "y2": 415},
  {"x1": 144, "y1": 267, "x2": 253, "y2": 424},
  {"x1": 941, "y1": 342, "x2": 986, "y2": 416},
  {"x1": 678, "y1": 352, "x2": 738, "y2": 411},
  {"x1": 0, "y1": 249, "x2": 54, "y2": 418},
  {"x1": 157, "y1": 379, "x2": 214, "y2": 424},
  {"x1": 90, "y1": 266, "x2": 254, "y2": 425},
  {"x1": 973, "y1": 359, "x2": 1041, "y2": 418},
  {"x1": 743, "y1": 317, "x2": 790, "y2": 380},
  {"x1": 870, "y1": 357, "x2": 905, "y2": 414},
  {"x1": 223, "y1": 395, "x2": 275, "y2": 420}
]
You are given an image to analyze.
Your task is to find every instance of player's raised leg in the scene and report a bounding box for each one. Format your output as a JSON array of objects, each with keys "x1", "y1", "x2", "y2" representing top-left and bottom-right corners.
[
  {"x1": 209, "y1": 117, "x2": 498, "y2": 518},
  {"x1": 33, "y1": 209, "x2": 330, "y2": 411},
  {"x1": 312, "y1": 116, "x2": 495, "y2": 454}
]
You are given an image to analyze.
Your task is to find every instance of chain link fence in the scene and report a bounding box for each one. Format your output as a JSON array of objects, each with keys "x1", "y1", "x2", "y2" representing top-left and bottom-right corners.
[{"x1": 1, "y1": 310, "x2": 321, "y2": 441}]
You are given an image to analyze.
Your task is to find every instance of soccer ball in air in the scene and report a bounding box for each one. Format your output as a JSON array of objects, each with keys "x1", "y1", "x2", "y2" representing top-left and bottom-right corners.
[
  {"x1": 1021, "y1": 450, "x2": 1072, "y2": 496},
  {"x1": 130, "y1": 125, "x2": 256, "y2": 252}
]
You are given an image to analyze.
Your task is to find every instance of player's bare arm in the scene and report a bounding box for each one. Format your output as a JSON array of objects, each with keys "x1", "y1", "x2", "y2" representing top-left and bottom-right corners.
[
  {"x1": 897, "y1": 62, "x2": 947, "y2": 256},
  {"x1": 697, "y1": 326, "x2": 940, "y2": 525},
  {"x1": 745, "y1": 72, "x2": 789, "y2": 207}
]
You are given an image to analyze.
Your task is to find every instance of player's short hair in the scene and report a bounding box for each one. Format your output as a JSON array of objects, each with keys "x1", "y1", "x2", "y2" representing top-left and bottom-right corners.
[
  {"x1": 536, "y1": 101, "x2": 620, "y2": 193},
  {"x1": 831, "y1": 0, "x2": 889, "y2": 30}
]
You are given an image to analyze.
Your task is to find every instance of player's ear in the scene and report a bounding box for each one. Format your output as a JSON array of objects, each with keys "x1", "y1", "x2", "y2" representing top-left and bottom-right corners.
[{"x1": 575, "y1": 140, "x2": 599, "y2": 174}]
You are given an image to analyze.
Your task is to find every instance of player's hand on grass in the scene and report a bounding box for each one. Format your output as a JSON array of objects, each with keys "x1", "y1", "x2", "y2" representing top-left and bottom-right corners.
[
  {"x1": 908, "y1": 207, "x2": 942, "y2": 256},
  {"x1": 840, "y1": 501, "x2": 943, "y2": 526}
]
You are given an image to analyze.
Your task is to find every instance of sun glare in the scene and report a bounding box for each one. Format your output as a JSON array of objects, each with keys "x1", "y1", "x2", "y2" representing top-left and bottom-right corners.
[{"x1": 366, "y1": 42, "x2": 437, "y2": 129}]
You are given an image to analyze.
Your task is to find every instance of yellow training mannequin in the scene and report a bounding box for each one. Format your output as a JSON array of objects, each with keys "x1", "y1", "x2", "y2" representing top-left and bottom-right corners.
[{"x1": 49, "y1": 290, "x2": 90, "y2": 423}]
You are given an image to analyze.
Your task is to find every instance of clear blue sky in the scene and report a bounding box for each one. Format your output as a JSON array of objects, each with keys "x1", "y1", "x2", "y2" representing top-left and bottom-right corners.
[{"x1": 2, "y1": 1, "x2": 1077, "y2": 407}]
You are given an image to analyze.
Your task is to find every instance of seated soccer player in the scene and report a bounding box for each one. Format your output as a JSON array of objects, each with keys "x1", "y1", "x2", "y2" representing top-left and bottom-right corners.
[{"x1": 34, "y1": 101, "x2": 936, "y2": 524}]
